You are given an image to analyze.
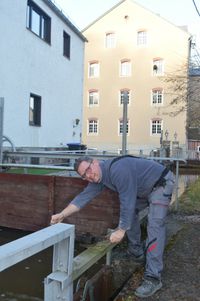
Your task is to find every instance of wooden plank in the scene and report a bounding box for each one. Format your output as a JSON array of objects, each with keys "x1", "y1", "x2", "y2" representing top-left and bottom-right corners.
[
  {"x1": 72, "y1": 208, "x2": 148, "y2": 281},
  {"x1": 73, "y1": 239, "x2": 116, "y2": 281},
  {"x1": 0, "y1": 173, "x2": 53, "y2": 230}
]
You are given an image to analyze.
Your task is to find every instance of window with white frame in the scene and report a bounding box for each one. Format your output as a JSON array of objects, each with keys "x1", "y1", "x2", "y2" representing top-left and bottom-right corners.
[
  {"x1": 152, "y1": 89, "x2": 163, "y2": 105},
  {"x1": 89, "y1": 90, "x2": 99, "y2": 106},
  {"x1": 120, "y1": 60, "x2": 131, "y2": 77},
  {"x1": 88, "y1": 119, "x2": 98, "y2": 134},
  {"x1": 151, "y1": 119, "x2": 162, "y2": 135},
  {"x1": 105, "y1": 32, "x2": 116, "y2": 48},
  {"x1": 120, "y1": 90, "x2": 130, "y2": 105},
  {"x1": 27, "y1": 0, "x2": 51, "y2": 44},
  {"x1": 153, "y1": 58, "x2": 164, "y2": 75},
  {"x1": 119, "y1": 119, "x2": 129, "y2": 135},
  {"x1": 137, "y1": 30, "x2": 147, "y2": 45},
  {"x1": 89, "y1": 61, "x2": 99, "y2": 78}
]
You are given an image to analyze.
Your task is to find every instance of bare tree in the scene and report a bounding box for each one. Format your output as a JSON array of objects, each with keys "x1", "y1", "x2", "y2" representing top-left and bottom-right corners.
[{"x1": 160, "y1": 63, "x2": 200, "y2": 128}]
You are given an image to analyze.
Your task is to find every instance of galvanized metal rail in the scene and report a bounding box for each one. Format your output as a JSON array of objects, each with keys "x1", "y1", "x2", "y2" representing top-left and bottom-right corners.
[
  {"x1": 0, "y1": 208, "x2": 148, "y2": 301},
  {"x1": 0, "y1": 223, "x2": 75, "y2": 301}
]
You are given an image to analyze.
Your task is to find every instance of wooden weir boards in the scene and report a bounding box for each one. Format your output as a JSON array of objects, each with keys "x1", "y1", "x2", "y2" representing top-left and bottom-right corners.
[{"x1": 0, "y1": 173, "x2": 120, "y2": 239}]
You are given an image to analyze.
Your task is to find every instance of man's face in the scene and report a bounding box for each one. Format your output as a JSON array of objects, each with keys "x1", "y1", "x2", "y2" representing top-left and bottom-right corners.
[{"x1": 78, "y1": 160, "x2": 101, "y2": 183}]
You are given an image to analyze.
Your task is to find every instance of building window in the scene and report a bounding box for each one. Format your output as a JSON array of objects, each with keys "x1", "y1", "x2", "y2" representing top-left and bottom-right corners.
[
  {"x1": 88, "y1": 119, "x2": 98, "y2": 134},
  {"x1": 29, "y1": 93, "x2": 41, "y2": 126},
  {"x1": 120, "y1": 89, "x2": 130, "y2": 105},
  {"x1": 153, "y1": 58, "x2": 164, "y2": 75},
  {"x1": 105, "y1": 32, "x2": 116, "y2": 48},
  {"x1": 152, "y1": 89, "x2": 163, "y2": 105},
  {"x1": 137, "y1": 30, "x2": 147, "y2": 45},
  {"x1": 89, "y1": 61, "x2": 99, "y2": 78},
  {"x1": 119, "y1": 119, "x2": 129, "y2": 135},
  {"x1": 27, "y1": 0, "x2": 51, "y2": 44},
  {"x1": 63, "y1": 31, "x2": 70, "y2": 59},
  {"x1": 151, "y1": 119, "x2": 162, "y2": 135},
  {"x1": 89, "y1": 90, "x2": 99, "y2": 106},
  {"x1": 120, "y1": 60, "x2": 131, "y2": 77}
]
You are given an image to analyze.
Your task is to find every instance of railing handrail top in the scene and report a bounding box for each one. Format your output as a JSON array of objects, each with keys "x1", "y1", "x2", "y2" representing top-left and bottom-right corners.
[{"x1": 0, "y1": 223, "x2": 74, "y2": 272}]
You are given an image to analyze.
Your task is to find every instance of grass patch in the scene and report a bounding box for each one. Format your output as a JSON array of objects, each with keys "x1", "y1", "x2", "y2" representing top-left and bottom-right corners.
[
  {"x1": 6, "y1": 168, "x2": 61, "y2": 175},
  {"x1": 176, "y1": 177, "x2": 200, "y2": 214}
]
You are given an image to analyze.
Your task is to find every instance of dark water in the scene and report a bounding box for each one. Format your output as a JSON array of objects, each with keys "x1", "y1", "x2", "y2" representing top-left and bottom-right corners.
[
  {"x1": 0, "y1": 172, "x2": 199, "y2": 301},
  {"x1": 0, "y1": 228, "x2": 52, "y2": 301}
]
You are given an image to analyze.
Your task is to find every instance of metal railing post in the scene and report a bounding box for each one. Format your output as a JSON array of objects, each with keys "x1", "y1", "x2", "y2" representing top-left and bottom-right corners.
[
  {"x1": 175, "y1": 159, "x2": 180, "y2": 211},
  {"x1": 122, "y1": 92, "x2": 128, "y2": 155},
  {"x1": 44, "y1": 227, "x2": 75, "y2": 301}
]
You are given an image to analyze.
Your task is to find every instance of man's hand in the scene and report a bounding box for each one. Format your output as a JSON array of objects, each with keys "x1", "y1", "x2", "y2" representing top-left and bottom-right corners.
[
  {"x1": 50, "y1": 212, "x2": 65, "y2": 225},
  {"x1": 50, "y1": 204, "x2": 80, "y2": 225},
  {"x1": 110, "y1": 228, "x2": 125, "y2": 243}
]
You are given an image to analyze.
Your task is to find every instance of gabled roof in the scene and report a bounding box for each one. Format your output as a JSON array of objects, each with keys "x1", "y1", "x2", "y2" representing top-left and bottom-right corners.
[
  {"x1": 82, "y1": 0, "x2": 125, "y2": 31},
  {"x1": 42, "y1": 0, "x2": 87, "y2": 42},
  {"x1": 82, "y1": 0, "x2": 190, "y2": 35}
]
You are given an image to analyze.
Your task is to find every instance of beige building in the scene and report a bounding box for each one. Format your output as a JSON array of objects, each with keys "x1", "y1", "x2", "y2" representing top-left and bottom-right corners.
[{"x1": 82, "y1": 0, "x2": 190, "y2": 155}]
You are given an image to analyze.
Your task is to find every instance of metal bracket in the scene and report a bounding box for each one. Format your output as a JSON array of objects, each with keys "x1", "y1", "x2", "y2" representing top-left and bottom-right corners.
[{"x1": 45, "y1": 271, "x2": 72, "y2": 290}]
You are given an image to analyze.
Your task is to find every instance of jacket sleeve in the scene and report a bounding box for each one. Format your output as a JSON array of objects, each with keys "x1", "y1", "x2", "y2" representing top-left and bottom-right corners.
[
  {"x1": 70, "y1": 182, "x2": 104, "y2": 209},
  {"x1": 110, "y1": 162, "x2": 137, "y2": 230}
]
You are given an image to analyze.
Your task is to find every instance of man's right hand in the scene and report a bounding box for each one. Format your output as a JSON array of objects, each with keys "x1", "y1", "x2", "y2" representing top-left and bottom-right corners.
[
  {"x1": 50, "y1": 204, "x2": 80, "y2": 225},
  {"x1": 50, "y1": 212, "x2": 65, "y2": 225}
]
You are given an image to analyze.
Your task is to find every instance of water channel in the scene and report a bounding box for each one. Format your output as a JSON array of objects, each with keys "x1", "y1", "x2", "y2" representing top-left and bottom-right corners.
[{"x1": 0, "y1": 172, "x2": 199, "y2": 301}]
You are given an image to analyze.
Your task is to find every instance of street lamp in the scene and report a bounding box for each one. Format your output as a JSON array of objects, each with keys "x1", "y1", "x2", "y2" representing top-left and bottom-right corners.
[{"x1": 165, "y1": 130, "x2": 169, "y2": 141}]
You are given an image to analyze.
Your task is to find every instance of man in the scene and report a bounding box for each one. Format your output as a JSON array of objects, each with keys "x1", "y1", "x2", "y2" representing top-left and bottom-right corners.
[{"x1": 51, "y1": 155, "x2": 175, "y2": 298}]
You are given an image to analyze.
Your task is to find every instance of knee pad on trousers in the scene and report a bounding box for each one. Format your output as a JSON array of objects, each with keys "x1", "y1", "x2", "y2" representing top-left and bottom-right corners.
[{"x1": 149, "y1": 203, "x2": 168, "y2": 220}]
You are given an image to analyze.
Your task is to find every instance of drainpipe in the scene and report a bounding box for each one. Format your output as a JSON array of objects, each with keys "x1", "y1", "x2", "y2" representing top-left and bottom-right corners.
[
  {"x1": 186, "y1": 36, "x2": 192, "y2": 155},
  {"x1": 0, "y1": 98, "x2": 4, "y2": 169}
]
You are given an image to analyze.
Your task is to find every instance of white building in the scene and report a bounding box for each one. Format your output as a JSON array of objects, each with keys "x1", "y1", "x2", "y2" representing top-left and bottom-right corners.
[{"x1": 0, "y1": 0, "x2": 86, "y2": 147}]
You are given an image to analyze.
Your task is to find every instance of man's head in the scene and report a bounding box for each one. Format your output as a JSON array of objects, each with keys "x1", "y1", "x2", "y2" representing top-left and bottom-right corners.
[{"x1": 74, "y1": 156, "x2": 102, "y2": 183}]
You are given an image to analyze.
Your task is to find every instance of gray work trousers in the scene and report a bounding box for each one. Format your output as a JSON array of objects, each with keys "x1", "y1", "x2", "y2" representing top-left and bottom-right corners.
[{"x1": 126, "y1": 170, "x2": 175, "y2": 280}]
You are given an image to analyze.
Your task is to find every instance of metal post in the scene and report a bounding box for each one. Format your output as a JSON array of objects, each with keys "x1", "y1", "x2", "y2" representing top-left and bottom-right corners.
[
  {"x1": 44, "y1": 225, "x2": 75, "y2": 301},
  {"x1": 122, "y1": 92, "x2": 128, "y2": 155},
  {"x1": 175, "y1": 160, "x2": 179, "y2": 211},
  {"x1": 0, "y1": 98, "x2": 4, "y2": 169}
]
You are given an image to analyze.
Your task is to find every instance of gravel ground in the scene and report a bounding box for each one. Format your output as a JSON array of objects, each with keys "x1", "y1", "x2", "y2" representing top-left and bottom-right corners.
[{"x1": 114, "y1": 214, "x2": 200, "y2": 301}]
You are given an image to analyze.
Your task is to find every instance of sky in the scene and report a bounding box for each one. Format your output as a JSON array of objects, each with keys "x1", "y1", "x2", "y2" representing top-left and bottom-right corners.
[{"x1": 55, "y1": 0, "x2": 200, "y2": 33}]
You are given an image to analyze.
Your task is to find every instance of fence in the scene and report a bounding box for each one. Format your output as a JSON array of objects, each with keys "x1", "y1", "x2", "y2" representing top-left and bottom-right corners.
[
  {"x1": 0, "y1": 208, "x2": 148, "y2": 301},
  {"x1": 0, "y1": 223, "x2": 74, "y2": 301}
]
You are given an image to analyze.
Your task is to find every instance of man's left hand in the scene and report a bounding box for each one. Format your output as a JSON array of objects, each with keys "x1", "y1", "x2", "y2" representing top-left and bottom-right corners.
[{"x1": 110, "y1": 228, "x2": 125, "y2": 243}]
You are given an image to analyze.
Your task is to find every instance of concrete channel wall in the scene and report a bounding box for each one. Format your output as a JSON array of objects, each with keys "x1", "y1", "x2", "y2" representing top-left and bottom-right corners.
[{"x1": 0, "y1": 173, "x2": 119, "y2": 239}]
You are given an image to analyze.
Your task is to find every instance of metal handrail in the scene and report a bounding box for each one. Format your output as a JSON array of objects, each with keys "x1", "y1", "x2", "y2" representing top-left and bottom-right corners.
[{"x1": 0, "y1": 223, "x2": 75, "y2": 301}]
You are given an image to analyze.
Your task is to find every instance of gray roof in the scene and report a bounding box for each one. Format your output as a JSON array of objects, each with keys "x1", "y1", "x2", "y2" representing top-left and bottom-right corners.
[
  {"x1": 189, "y1": 68, "x2": 200, "y2": 76},
  {"x1": 42, "y1": 0, "x2": 87, "y2": 42}
]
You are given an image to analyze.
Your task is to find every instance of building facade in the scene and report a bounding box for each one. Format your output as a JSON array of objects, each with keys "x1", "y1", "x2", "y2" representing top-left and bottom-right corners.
[
  {"x1": 0, "y1": 0, "x2": 86, "y2": 148},
  {"x1": 82, "y1": 0, "x2": 190, "y2": 155}
]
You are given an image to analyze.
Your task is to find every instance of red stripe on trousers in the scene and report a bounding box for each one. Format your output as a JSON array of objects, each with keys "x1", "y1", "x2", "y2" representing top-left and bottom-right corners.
[{"x1": 147, "y1": 242, "x2": 157, "y2": 253}]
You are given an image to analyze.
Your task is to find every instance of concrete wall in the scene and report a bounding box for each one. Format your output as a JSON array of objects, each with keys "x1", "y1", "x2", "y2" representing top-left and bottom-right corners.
[{"x1": 0, "y1": 0, "x2": 85, "y2": 147}]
